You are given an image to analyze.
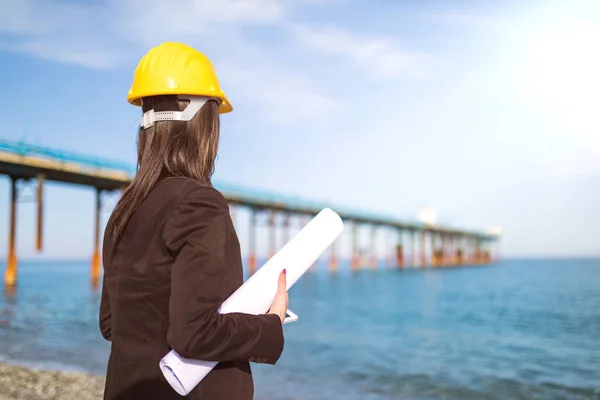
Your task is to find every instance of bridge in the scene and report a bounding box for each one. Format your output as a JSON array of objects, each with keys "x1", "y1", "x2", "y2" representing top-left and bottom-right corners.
[{"x1": 0, "y1": 139, "x2": 500, "y2": 287}]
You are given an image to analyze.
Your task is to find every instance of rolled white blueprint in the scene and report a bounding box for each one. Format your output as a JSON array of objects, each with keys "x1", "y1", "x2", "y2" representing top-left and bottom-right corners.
[{"x1": 159, "y1": 208, "x2": 344, "y2": 396}]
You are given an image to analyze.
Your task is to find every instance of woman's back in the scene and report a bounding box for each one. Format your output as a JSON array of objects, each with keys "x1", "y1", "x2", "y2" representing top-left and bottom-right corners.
[{"x1": 100, "y1": 177, "x2": 284, "y2": 399}]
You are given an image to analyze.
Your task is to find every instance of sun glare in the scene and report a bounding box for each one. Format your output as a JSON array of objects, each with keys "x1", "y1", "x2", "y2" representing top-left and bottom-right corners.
[{"x1": 520, "y1": 17, "x2": 600, "y2": 148}]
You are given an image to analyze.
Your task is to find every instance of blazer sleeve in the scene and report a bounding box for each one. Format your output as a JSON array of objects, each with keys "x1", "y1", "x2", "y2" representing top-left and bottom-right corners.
[
  {"x1": 164, "y1": 186, "x2": 284, "y2": 363},
  {"x1": 99, "y1": 276, "x2": 112, "y2": 341}
]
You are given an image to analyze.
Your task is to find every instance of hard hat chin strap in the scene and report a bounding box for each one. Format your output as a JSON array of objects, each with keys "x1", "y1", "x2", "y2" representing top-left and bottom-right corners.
[{"x1": 140, "y1": 95, "x2": 217, "y2": 129}]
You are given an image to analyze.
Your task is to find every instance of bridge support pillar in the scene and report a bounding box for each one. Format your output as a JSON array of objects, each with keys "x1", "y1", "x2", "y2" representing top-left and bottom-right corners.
[
  {"x1": 351, "y1": 222, "x2": 359, "y2": 270},
  {"x1": 248, "y1": 210, "x2": 257, "y2": 274},
  {"x1": 411, "y1": 230, "x2": 418, "y2": 267},
  {"x1": 431, "y1": 233, "x2": 440, "y2": 267},
  {"x1": 471, "y1": 237, "x2": 477, "y2": 264},
  {"x1": 396, "y1": 244, "x2": 404, "y2": 269},
  {"x1": 328, "y1": 240, "x2": 337, "y2": 272},
  {"x1": 439, "y1": 233, "x2": 445, "y2": 266},
  {"x1": 5, "y1": 176, "x2": 18, "y2": 287},
  {"x1": 282, "y1": 213, "x2": 289, "y2": 244},
  {"x1": 91, "y1": 188, "x2": 102, "y2": 286},
  {"x1": 370, "y1": 225, "x2": 377, "y2": 269},
  {"x1": 454, "y1": 236, "x2": 460, "y2": 265},
  {"x1": 456, "y1": 246, "x2": 464, "y2": 266},
  {"x1": 420, "y1": 230, "x2": 428, "y2": 267},
  {"x1": 268, "y1": 210, "x2": 276, "y2": 259},
  {"x1": 465, "y1": 236, "x2": 472, "y2": 264},
  {"x1": 440, "y1": 234, "x2": 447, "y2": 266},
  {"x1": 482, "y1": 239, "x2": 491, "y2": 264},
  {"x1": 396, "y1": 229, "x2": 404, "y2": 268},
  {"x1": 36, "y1": 174, "x2": 44, "y2": 252},
  {"x1": 446, "y1": 241, "x2": 450, "y2": 265},
  {"x1": 448, "y1": 235, "x2": 456, "y2": 266},
  {"x1": 389, "y1": 230, "x2": 396, "y2": 268}
]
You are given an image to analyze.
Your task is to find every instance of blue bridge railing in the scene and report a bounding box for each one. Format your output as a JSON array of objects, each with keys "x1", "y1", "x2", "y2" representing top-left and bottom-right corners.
[{"x1": 0, "y1": 139, "x2": 137, "y2": 176}]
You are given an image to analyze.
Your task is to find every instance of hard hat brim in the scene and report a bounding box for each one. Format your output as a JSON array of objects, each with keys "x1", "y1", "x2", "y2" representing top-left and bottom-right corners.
[{"x1": 127, "y1": 91, "x2": 233, "y2": 114}]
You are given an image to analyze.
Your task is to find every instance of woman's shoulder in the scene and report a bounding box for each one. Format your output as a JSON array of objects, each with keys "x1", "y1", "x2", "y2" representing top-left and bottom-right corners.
[
  {"x1": 159, "y1": 177, "x2": 229, "y2": 212},
  {"x1": 162, "y1": 178, "x2": 232, "y2": 250}
]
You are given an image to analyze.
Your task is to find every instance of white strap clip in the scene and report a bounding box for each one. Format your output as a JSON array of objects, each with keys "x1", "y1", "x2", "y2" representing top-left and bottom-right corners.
[
  {"x1": 139, "y1": 95, "x2": 217, "y2": 129},
  {"x1": 142, "y1": 109, "x2": 156, "y2": 129}
]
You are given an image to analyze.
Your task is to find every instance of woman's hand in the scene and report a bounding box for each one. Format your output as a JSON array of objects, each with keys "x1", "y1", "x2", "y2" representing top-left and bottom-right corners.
[{"x1": 267, "y1": 269, "x2": 288, "y2": 323}]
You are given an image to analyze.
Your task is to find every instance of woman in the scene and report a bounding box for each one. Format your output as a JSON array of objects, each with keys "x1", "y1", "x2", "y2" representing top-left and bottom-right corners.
[{"x1": 99, "y1": 42, "x2": 289, "y2": 400}]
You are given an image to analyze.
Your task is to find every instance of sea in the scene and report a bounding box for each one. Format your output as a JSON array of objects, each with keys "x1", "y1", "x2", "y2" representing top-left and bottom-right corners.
[{"x1": 0, "y1": 258, "x2": 599, "y2": 400}]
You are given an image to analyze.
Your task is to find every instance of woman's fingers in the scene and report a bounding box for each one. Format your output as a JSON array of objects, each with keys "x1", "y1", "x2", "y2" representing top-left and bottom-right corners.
[
  {"x1": 278, "y1": 269, "x2": 287, "y2": 292},
  {"x1": 268, "y1": 269, "x2": 289, "y2": 323}
]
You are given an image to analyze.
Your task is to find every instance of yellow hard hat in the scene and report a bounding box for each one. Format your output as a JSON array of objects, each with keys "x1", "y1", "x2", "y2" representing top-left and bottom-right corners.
[{"x1": 127, "y1": 42, "x2": 233, "y2": 114}]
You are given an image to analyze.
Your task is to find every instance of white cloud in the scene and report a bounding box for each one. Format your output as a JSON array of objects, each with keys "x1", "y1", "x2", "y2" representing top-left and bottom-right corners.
[
  {"x1": 208, "y1": 32, "x2": 341, "y2": 122},
  {"x1": 0, "y1": 0, "x2": 117, "y2": 68},
  {"x1": 1, "y1": 0, "x2": 288, "y2": 67},
  {"x1": 221, "y1": 62, "x2": 340, "y2": 122},
  {"x1": 290, "y1": 24, "x2": 431, "y2": 79},
  {"x1": 108, "y1": 0, "x2": 287, "y2": 48},
  {"x1": 2, "y1": 0, "x2": 428, "y2": 78},
  {"x1": 422, "y1": 11, "x2": 503, "y2": 30},
  {"x1": 187, "y1": 0, "x2": 285, "y2": 23},
  {"x1": 12, "y1": 39, "x2": 118, "y2": 69},
  {"x1": 0, "y1": 0, "x2": 95, "y2": 36}
]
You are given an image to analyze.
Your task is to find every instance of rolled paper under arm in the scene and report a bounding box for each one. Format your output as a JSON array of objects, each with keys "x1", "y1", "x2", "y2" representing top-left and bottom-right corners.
[{"x1": 159, "y1": 208, "x2": 344, "y2": 396}]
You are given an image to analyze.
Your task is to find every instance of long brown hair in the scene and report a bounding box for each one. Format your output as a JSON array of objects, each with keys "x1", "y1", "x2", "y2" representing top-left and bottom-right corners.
[{"x1": 105, "y1": 95, "x2": 220, "y2": 257}]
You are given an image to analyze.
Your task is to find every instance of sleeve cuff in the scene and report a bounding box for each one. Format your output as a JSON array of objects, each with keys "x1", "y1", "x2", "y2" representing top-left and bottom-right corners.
[{"x1": 247, "y1": 313, "x2": 285, "y2": 365}]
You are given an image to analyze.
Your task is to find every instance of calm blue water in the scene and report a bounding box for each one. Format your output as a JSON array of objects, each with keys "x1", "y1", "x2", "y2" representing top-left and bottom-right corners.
[{"x1": 1, "y1": 259, "x2": 599, "y2": 400}]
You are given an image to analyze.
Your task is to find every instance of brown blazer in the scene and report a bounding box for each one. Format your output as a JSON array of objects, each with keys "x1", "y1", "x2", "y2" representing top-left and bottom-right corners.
[{"x1": 99, "y1": 177, "x2": 284, "y2": 400}]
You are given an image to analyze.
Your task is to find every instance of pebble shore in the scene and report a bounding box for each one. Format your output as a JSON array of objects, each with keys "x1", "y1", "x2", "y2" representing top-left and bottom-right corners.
[{"x1": 0, "y1": 363, "x2": 105, "y2": 400}]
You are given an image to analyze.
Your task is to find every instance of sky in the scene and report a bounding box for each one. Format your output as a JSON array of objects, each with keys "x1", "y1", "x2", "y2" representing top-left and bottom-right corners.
[{"x1": 0, "y1": 0, "x2": 599, "y2": 261}]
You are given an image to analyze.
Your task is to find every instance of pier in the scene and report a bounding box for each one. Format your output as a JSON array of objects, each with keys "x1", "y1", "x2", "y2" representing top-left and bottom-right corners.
[{"x1": 0, "y1": 139, "x2": 500, "y2": 287}]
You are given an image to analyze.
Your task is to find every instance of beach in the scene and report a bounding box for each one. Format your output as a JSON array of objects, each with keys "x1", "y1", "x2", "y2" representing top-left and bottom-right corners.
[{"x1": 0, "y1": 363, "x2": 104, "y2": 400}]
